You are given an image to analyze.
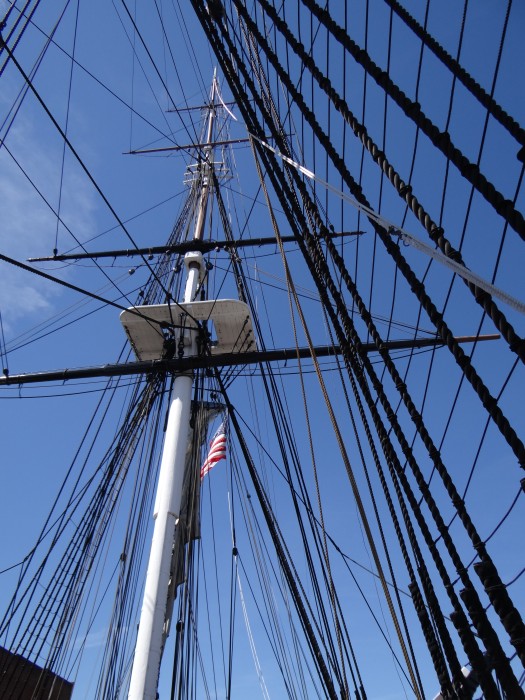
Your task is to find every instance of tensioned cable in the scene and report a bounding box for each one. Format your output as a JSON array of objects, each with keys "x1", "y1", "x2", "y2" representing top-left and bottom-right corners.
[
  {"x1": 234, "y1": 457, "x2": 313, "y2": 696},
  {"x1": 232, "y1": 406, "x2": 457, "y2": 672},
  {"x1": 0, "y1": 379, "x2": 143, "y2": 660},
  {"x1": 221, "y1": 326, "x2": 348, "y2": 692},
  {"x1": 152, "y1": 0, "x2": 202, "y2": 144},
  {"x1": 231, "y1": 402, "x2": 421, "y2": 695},
  {"x1": 118, "y1": 0, "x2": 201, "y2": 149},
  {"x1": 0, "y1": 235, "x2": 177, "y2": 644},
  {"x1": 0, "y1": 376, "x2": 142, "y2": 578},
  {"x1": 271, "y1": 209, "x2": 423, "y2": 699},
  {"x1": 226, "y1": 15, "x2": 525, "y2": 482},
  {"x1": 96, "y1": 388, "x2": 167, "y2": 695},
  {"x1": 383, "y1": 0, "x2": 525, "y2": 150},
  {"x1": 0, "y1": 156, "x2": 202, "y2": 334},
  {"x1": 300, "y1": 0, "x2": 525, "y2": 242},
  {"x1": 354, "y1": 0, "x2": 369, "y2": 325},
  {"x1": 377, "y1": 0, "x2": 431, "y2": 393},
  {"x1": 232, "y1": 456, "x2": 331, "y2": 697},
  {"x1": 0, "y1": 140, "x2": 157, "y2": 325},
  {"x1": 252, "y1": 137, "x2": 367, "y2": 697},
  {"x1": 251, "y1": 137, "x2": 525, "y2": 316},
  {"x1": 366, "y1": 1, "x2": 392, "y2": 345},
  {"x1": 189, "y1": 10, "x2": 518, "y2": 691},
  {"x1": 14, "y1": 9, "x2": 187, "y2": 154},
  {"x1": 243, "y1": 72, "x2": 422, "y2": 688},
  {"x1": 112, "y1": 2, "x2": 190, "y2": 157},
  {"x1": 53, "y1": 0, "x2": 79, "y2": 255},
  {"x1": 0, "y1": 250, "x2": 174, "y2": 328},
  {"x1": 0, "y1": 5, "x2": 67, "y2": 144},
  {"x1": 169, "y1": 0, "x2": 208, "y2": 100},
  {"x1": 3, "y1": 4, "x2": 520, "y2": 696},
  {"x1": 0, "y1": 309, "x2": 8, "y2": 375},
  {"x1": 219, "y1": 378, "x2": 341, "y2": 697},
  {"x1": 8, "y1": 379, "x2": 166, "y2": 684},
  {"x1": 0, "y1": 0, "x2": 44, "y2": 77},
  {"x1": 1, "y1": 39, "x2": 190, "y2": 315}
]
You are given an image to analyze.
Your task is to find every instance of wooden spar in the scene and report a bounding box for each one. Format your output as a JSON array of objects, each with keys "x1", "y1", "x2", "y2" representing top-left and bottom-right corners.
[
  {"x1": 28, "y1": 231, "x2": 363, "y2": 263},
  {"x1": 0, "y1": 335, "x2": 499, "y2": 387}
]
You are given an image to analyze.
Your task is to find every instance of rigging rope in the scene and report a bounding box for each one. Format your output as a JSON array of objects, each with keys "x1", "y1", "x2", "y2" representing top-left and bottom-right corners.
[
  {"x1": 253, "y1": 133, "x2": 525, "y2": 316},
  {"x1": 246, "y1": 0, "x2": 525, "y2": 362},
  {"x1": 204, "y1": 4, "x2": 525, "y2": 683},
  {"x1": 300, "y1": 0, "x2": 525, "y2": 241},
  {"x1": 383, "y1": 0, "x2": 525, "y2": 152},
  {"x1": 190, "y1": 7, "x2": 522, "y2": 693}
]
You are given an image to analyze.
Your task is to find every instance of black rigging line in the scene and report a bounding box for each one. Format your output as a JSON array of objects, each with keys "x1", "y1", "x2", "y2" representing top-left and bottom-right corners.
[
  {"x1": 1, "y1": 37, "x2": 178, "y2": 306},
  {"x1": 0, "y1": 377, "x2": 143, "y2": 577},
  {"x1": 218, "y1": 377, "x2": 339, "y2": 700},
  {"x1": 199, "y1": 534, "x2": 219, "y2": 700},
  {"x1": 189, "y1": 8, "x2": 519, "y2": 694},
  {"x1": 2, "y1": 6, "x2": 520, "y2": 700},
  {"x1": 0, "y1": 163, "x2": 203, "y2": 334},
  {"x1": 300, "y1": 0, "x2": 525, "y2": 241},
  {"x1": 0, "y1": 0, "x2": 44, "y2": 77},
  {"x1": 366, "y1": 0, "x2": 391, "y2": 346},
  {"x1": 231, "y1": 403, "x2": 419, "y2": 696},
  {"x1": 413, "y1": 0, "x2": 522, "y2": 531},
  {"x1": 432, "y1": 0, "x2": 522, "y2": 352},
  {"x1": 226, "y1": 508, "x2": 237, "y2": 700},
  {"x1": 61, "y1": 188, "x2": 186, "y2": 253},
  {"x1": 6, "y1": 378, "x2": 165, "y2": 686},
  {"x1": 252, "y1": 365, "x2": 349, "y2": 690},
  {"x1": 152, "y1": 0, "x2": 202, "y2": 144},
  {"x1": 506, "y1": 565, "x2": 525, "y2": 589},
  {"x1": 169, "y1": 0, "x2": 208, "y2": 100},
  {"x1": 235, "y1": 552, "x2": 312, "y2": 698},
  {"x1": 3, "y1": 272, "x2": 140, "y2": 355},
  {"x1": 227, "y1": 148, "x2": 373, "y2": 686},
  {"x1": 319, "y1": 310, "x2": 454, "y2": 695},
  {"x1": 112, "y1": 0, "x2": 189, "y2": 156},
  {"x1": 0, "y1": 140, "x2": 152, "y2": 324},
  {"x1": 354, "y1": 0, "x2": 369, "y2": 325},
  {"x1": 244, "y1": 0, "x2": 525, "y2": 476},
  {"x1": 249, "y1": 120, "x2": 420, "y2": 692},
  {"x1": 397, "y1": 0, "x2": 470, "y2": 500},
  {"x1": 0, "y1": 309, "x2": 8, "y2": 375},
  {"x1": 203, "y1": 447, "x2": 229, "y2": 693},
  {"x1": 456, "y1": 483, "x2": 524, "y2": 585},
  {"x1": 260, "y1": 0, "x2": 525, "y2": 368},
  {"x1": 0, "y1": 2, "x2": 74, "y2": 169},
  {"x1": 384, "y1": 0, "x2": 525, "y2": 152},
  {"x1": 12, "y1": 7, "x2": 186, "y2": 154},
  {"x1": 118, "y1": 0, "x2": 201, "y2": 149},
  {"x1": 0, "y1": 380, "x2": 131, "y2": 651},
  {"x1": 0, "y1": 250, "x2": 173, "y2": 327},
  {"x1": 53, "y1": 0, "x2": 79, "y2": 255},
  {"x1": 383, "y1": 0, "x2": 430, "y2": 376},
  {"x1": 0, "y1": 381, "x2": 142, "y2": 399},
  {"x1": 222, "y1": 0, "x2": 525, "y2": 663},
  {"x1": 232, "y1": 446, "x2": 336, "y2": 698},
  {"x1": 97, "y1": 387, "x2": 166, "y2": 695},
  {"x1": 229, "y1": 400, "x2": 344, "y2": 696}
]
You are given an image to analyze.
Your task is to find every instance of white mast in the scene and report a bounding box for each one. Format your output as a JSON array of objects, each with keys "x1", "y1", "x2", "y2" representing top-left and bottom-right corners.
[{"x1": 127, "y1": 77, "x2": 218, "y2": 700}]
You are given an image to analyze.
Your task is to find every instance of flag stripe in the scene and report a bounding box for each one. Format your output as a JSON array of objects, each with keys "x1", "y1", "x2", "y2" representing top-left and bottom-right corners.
[{"x1": 200, "y1": 422, "x2": 227, "y2": 479}]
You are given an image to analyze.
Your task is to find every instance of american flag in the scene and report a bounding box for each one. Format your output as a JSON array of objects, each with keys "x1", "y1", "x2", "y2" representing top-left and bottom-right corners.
[{"x1": 200, "y1": 421, "x2": 227, "y2": 480}]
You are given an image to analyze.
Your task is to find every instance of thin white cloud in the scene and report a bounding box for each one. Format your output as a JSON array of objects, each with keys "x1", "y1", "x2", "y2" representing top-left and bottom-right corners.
[
  {"x1": 74, "y1": 626, "x2": 110, "y2": 651},
  {"x1": 0, "y1": 107, "x2": 98, "y2": 331}
]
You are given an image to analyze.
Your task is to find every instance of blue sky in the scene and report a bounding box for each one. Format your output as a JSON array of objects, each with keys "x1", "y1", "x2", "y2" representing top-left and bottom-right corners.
[{"x1": 0, "y1": 1, "x2": 524, "y2": 698}]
